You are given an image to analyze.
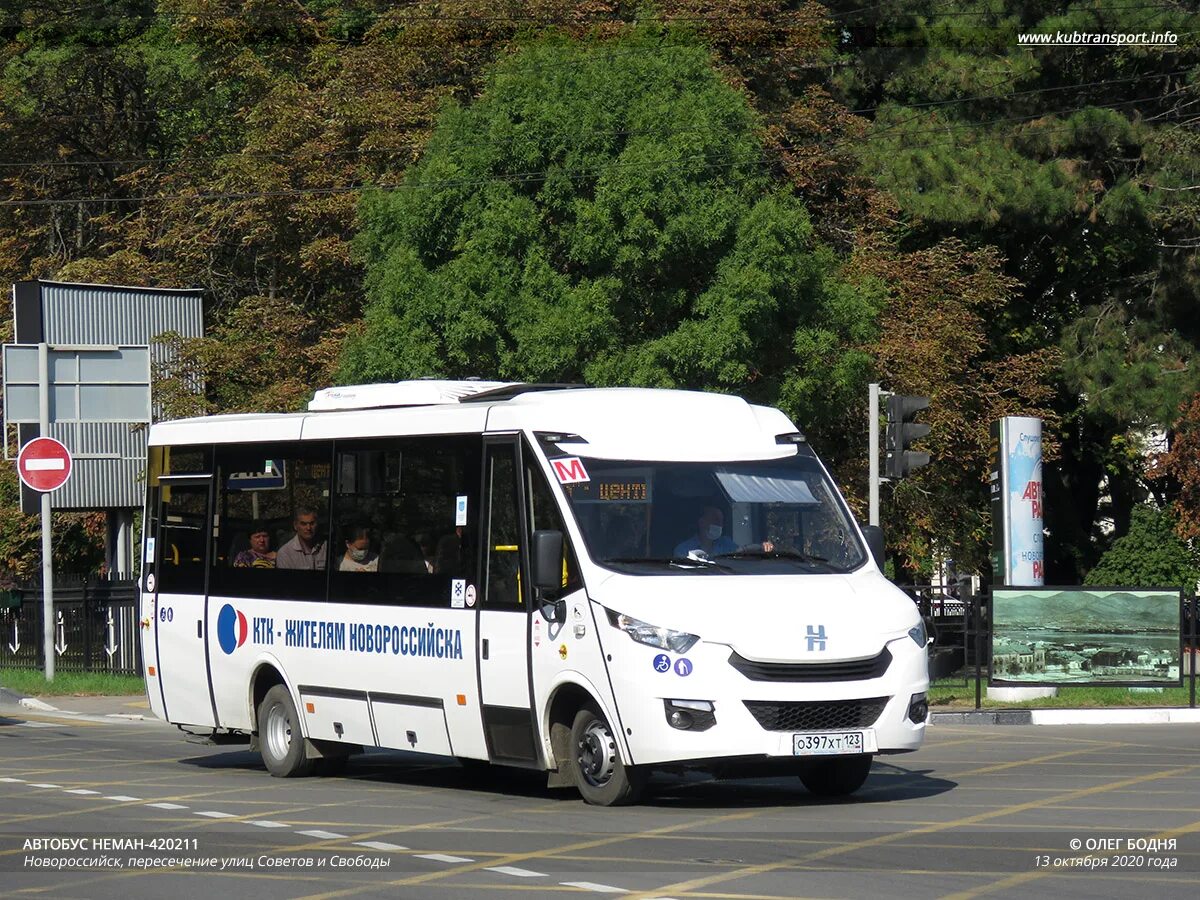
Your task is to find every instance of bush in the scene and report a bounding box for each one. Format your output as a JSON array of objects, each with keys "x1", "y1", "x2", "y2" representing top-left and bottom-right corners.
[{"x1": 1084, "y1": 505, "x2": 1200, "y2": 593}]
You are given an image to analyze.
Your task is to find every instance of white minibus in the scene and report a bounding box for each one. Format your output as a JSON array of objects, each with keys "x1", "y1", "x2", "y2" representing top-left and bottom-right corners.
[{"x1": 140, "y1": 381, "x2": 929, "y2": 805}]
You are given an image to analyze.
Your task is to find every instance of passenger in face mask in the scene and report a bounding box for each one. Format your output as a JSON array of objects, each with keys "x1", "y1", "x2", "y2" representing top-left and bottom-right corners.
[
  {"x1": 673, "y1": 505, "x2": 774, "y2": 559},
  {"x1": 339, "y1": 524, "x2": 379, "y2": 573}
]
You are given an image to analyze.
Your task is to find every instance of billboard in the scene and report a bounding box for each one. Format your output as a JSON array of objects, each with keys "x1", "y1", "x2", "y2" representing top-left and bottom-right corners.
[
  {"x1": 989, "y1": 416, "x2": 1044, "y2": 585},
  {"x1": 991, "y1": 587, "x2": 1182, "y2": 686}
]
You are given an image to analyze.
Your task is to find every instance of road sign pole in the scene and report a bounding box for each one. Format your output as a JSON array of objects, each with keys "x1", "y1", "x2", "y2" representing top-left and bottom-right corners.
[
  {"x1": 38, "y1": 341, "x2": 54, "y2": 681},
  {"x1": 868, "y1": 383, "x2": 880, "y2": 527}
]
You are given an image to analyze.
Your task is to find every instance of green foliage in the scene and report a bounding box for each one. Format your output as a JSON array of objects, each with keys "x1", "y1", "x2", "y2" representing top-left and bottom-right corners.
[
  {"x1": 0, "y1": 668, "x2": 145, "y2": 697},
  {"x1": 1084, "y1": 505, "x2": 1200, "y2": 593},
  {"x1": 0, "y1": 469, "x2": 105, "y2": 578},
  {"x1": 344, "y1": 29, "x2": 879, "y2": 428},
  {"x1": 825, "y1": 0, "x2": 1200, "y2": 580}
]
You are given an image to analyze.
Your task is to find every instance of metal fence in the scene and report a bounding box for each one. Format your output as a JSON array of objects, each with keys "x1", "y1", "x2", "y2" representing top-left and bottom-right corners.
[
  {"x1": 0, "y1": 576, "x2": 141, "y2": 676},
  {"x1": 898, "y1": 584, "x2": 1199, "y2": 710}
]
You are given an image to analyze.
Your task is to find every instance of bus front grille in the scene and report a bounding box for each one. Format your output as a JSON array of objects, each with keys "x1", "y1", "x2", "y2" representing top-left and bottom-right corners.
[
  {"x1": 743, "y1": 697, "x2": 890, "y2": 731},
  {"x1": 729, "y1": 647, "x2": 892, "y2": 682}
]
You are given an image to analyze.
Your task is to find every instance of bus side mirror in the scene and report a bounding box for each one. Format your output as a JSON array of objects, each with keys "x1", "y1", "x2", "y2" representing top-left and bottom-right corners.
[
  {"x1": 531, "y1": 529, "x2": 564, "y2": 590},
  {"x1": 861, "y1": 525, "x2": 885, "y2": 572}
]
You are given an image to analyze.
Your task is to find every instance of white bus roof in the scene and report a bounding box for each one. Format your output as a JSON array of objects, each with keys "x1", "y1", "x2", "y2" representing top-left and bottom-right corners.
[{"x1": 148, "y1": 381, "x2": 803, "y2": 461}]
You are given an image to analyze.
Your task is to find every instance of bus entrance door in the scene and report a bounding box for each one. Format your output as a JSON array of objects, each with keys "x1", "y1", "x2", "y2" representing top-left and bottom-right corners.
[
  {"x1": 153, "y1": 475, "x2": 217, "y2": 728},
  {"x1": 478, "y1": 440, "x2": 538, "y2": 764}
]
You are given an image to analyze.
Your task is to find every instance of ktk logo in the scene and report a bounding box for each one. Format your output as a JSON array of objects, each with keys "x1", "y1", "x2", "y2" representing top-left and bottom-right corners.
[
  {"x1": 217, "y1": 604, "x2": 249, "y2": 655},
  {"x1": 805, "y1": 625, "x2": 827, "y2": 652}
]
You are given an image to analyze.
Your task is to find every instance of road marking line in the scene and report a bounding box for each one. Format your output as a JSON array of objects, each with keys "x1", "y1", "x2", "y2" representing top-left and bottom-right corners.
[
  {"x1": 195, "y1": 811, "x2": 236, "y2": 818},
  {"x1": 105, "y1": 796, "x2": 140, "y2": 802},
  {"x1": 298, "y1": 830, "x2": 347, "y2": 840},
  {"x1": 485, "y1": 866, "x2": 545, "y2": 878},
  {"x1": 417, "y1": 854, "x2": 473, "y2": 863},
  {"x1": 63, "y1": 789, "x2": 100, "y2": 795},
  {"x1": 29, "y1": 783, "x2": 60, "y2": 788},
  {"x1": 0, "y1": 777, "x2": 25, "y2": 782},
  {"x1": 250, "y1": 820, "x2": 289, "y2": 828},
  {"x1": 291, "y1": 809, "x2": 763, "y2": 900},
  {"x1": 622, "y1": 764, "x2": 1199, "y2": 900},
  {"x1": 354, "y1": 841, "x2": 407, "y2": 851},
  {"x1": 560, "y1": 882, "x2": 625, "y2": 893},
  {"x1": 146, "y1": 802, "x2": 187, "y2": 810}
]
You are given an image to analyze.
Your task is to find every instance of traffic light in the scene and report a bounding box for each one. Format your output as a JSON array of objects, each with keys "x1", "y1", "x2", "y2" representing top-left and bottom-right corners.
[{"x1": 885, "y1": 394, "x2": 931, "y2": 479}]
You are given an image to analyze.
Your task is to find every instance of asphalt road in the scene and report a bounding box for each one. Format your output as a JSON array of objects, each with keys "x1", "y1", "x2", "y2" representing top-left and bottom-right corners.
[{"x1": 1, "y1": 705, "x2": 1199, "y2": 899}]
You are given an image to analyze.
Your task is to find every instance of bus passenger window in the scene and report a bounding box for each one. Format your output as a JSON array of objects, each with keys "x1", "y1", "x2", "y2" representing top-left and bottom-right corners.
[
  {"x1": 208, "y1": 444, "x2": 334, "y2": 601},
  {"x1": 329, "y1": 436, "x2": 480, "y2": 606}
]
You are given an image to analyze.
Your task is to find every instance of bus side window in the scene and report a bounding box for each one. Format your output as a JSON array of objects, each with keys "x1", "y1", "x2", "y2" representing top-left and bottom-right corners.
[
  {"x1": 485, "y1": 446, "x2": 523, "y2": 609},
  {"x1": 524, "y1": 454, "x2": 580, "y2": 596},
  {"x1": 157, "y1": 482, "x2": 210, "y2": 595},
  {"x1": 208, "y1": 443, "x2": 334, "y2": 601},
  {"x1": 329, "y1": 435, "x2": 479, "y2": 605}
]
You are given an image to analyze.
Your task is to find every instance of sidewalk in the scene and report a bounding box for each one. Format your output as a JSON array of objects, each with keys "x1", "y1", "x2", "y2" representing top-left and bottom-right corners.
[
  {"x1": 931, "y1": 707, "x2": 1200, "y2": 725},
  {"x1": 0, "y1": 689, "x2": 160, "y2": 725}
]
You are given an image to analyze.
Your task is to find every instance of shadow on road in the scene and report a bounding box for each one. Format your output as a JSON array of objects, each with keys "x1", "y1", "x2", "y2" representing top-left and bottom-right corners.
[{"x1": 177, "y1": 747, "x2": 956, "y2": 807}]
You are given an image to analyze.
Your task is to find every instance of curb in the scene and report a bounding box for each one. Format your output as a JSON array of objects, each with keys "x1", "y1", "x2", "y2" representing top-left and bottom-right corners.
[
  {"x1": 932, "y1": 707, "x2": 1200, "y2": 726},
  {"x1": 18, "y1": 697, "x2": 58, "y2": 712},
  {"x1": 932, "y1": 709, "x2": 1032, "y2": 725}
]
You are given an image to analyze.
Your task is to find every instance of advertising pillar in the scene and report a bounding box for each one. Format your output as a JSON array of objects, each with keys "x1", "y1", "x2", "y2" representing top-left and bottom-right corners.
[{"x1": 989, "y1": 417, "x2": 1044, "y2": 586}]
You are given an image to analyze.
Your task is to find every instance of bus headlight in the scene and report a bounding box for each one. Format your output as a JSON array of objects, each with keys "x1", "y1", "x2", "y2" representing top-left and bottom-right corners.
[{"x1": 606, "y1": 610, "x2": 699, "y2": 653}]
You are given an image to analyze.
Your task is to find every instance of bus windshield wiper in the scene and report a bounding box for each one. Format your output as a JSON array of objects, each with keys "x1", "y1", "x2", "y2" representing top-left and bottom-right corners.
[
  {"x1": 602, "y1": 556, "x2": 731, "y2": 571},
  {"x1": 714, "y1": 548, "x2": 833, "y2": 567}
]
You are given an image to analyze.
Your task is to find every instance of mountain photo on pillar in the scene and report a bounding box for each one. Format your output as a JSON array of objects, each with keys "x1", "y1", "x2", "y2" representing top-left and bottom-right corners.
[{"x1": 991, "y1": 588, "x2": 1182, "y2": 686}]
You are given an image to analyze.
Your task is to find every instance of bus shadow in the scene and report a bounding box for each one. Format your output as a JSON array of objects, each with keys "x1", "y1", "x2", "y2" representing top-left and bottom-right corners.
[
  {"x1": 641, "y1": 766, "x2": 956, "y2": 809},
  {"x1": 178, "y1": 750, "x2": 955, "y2": 807}
]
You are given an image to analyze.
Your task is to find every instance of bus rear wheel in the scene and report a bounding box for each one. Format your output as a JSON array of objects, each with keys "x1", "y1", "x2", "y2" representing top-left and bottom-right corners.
[
  {"x1": 569, "y1": 706, "x2": 645, "y2": 806},
  {"x1": 799, "y1": 755, "x2": 872, "y2": 797},
  {"x1": 258, "y1": 685, "x2": 313, "y2": 778}
]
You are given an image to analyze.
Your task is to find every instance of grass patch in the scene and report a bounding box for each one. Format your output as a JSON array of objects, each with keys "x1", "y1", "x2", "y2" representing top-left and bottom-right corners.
[
  {"x1": 0, "y1": 668, "x2": 145, "y2": 697},
  {"x1": 930, "y1": 677, "x2": 1196, "y2": 709}
]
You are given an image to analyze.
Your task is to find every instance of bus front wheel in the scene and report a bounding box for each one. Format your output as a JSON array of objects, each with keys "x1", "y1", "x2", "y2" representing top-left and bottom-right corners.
[
  {"x1": 799, "y1": 755, "x2": 872, "y2": 797},
  {"x1": 258, "y1": 685, "x2": 313, "y2": 778},
  {"x1": 569, "y1": 706, "x2": 645, "y2": 806}
]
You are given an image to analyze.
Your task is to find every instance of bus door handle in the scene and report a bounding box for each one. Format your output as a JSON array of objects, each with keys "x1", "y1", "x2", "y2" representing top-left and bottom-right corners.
[
  {"x1": 481, "y1": 639, "x2": 489, "y2": 660},
  {"x1": 197, "y1": 620, "x2": 203, "y2": 639}
]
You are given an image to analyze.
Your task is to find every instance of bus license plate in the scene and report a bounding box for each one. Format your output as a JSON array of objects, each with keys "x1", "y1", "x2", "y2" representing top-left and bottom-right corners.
[{"x1": 793, "y1": 731, "x2": 865, "y2": 756}]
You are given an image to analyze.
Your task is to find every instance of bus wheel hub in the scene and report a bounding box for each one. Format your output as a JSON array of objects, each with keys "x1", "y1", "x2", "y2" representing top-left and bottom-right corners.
[{"x1": 578, "y1": 721, "x2": 616, "y2": 786}]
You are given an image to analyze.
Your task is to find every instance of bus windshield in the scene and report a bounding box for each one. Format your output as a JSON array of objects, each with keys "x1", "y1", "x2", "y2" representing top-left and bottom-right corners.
[{"x1": 558, "y1": 448, "x2": 867, "y2": 575}]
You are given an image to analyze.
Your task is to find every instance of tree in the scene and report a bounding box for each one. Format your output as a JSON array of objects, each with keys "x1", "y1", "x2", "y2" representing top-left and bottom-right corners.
[
  {"x1": 856, "y1": 238, "x2": 1058, "y2": 575},
  {"x1": 823, "y1": 0, "x2": 1200, "y2": 580},
  {"x1": 342, "y1": 29, "x2": 879, "y2": 431},
  {"x1": 1152, "y1": 393, "x2": 1200, "y2": 541},
  {"x1": 1084, "y1": 505, "x2": 1200, "y2": 593}
]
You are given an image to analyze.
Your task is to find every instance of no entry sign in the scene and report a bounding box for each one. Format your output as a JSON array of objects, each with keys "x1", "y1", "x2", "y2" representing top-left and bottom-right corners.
[{"x1": 17, "y1": 437, "x2": 73, "y2": 493}]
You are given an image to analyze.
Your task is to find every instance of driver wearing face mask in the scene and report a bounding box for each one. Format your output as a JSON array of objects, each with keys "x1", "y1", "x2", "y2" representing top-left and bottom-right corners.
[{"x1": 673, "y1": 505, "x2": 774, "y2": 558}]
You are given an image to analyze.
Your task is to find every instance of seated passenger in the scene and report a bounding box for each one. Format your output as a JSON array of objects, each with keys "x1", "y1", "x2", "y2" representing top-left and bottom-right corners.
[
  {"x1": 233, "y1": 522, "x2": 276, "y2": 569},
  {"x1": 276, "y1": 506, "x2": 328, "y2": 570},
  {"x1": 339, "y1": 524, "x2": 379, "y2": 572}
]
